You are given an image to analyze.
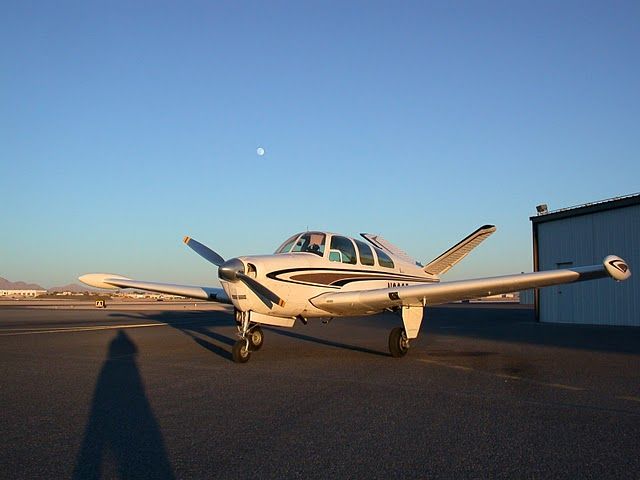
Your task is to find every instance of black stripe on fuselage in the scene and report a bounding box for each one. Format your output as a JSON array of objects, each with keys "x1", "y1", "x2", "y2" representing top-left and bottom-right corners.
[{"x1": 266, "y1": 267, "x2": 436, "y2": 289}]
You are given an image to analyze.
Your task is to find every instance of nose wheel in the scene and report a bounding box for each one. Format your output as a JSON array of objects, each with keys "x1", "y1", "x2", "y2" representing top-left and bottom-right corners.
[
  {"x1": 232, "y1": 311, "x2": 264, "y2": 363},
  {"x1": 232, "y1": 338, "x2": 251, "y2": 363}
]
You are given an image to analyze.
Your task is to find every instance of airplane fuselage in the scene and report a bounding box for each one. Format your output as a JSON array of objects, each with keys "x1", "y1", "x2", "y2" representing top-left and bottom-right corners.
[{"x1": 221, "y1": 247, "x2": 438, "y2": 318}]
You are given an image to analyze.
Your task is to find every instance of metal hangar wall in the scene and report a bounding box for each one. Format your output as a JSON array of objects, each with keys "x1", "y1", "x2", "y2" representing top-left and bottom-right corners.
[{"x1": 531, "y1": 194, "x2": 639, "y2": 326}]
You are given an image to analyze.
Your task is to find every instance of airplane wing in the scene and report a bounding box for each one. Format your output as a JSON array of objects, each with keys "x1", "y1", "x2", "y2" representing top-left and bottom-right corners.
[
  {"x1": 309, "y1": 256, "x2": 631, "y2": 315},
  {"x1": 78, "y1": 273, "x2": 231, "y2": 303}
]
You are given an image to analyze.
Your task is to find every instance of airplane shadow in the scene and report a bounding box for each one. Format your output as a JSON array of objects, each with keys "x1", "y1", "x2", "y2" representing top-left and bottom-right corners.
[
  {"x1": 266, "y1": 327, "x2": 390, "y2": 357},
  {"x1": 109, "y1": 310, "x2": 390, "y2": 360},
  {"x1": 425, "y1": 305, "x2": 640, "y2": 354},
  {"x1": 73, "y1": 330, "x2": 175, "y2": 480},
  {"x1": 109, "y1": 310, "x2": 236, "y2": 361}
]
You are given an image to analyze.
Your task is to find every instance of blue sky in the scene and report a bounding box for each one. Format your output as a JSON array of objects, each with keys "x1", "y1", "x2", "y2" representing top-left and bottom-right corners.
[{"x1": 1, "y1": 1, "x2": 639, "y2": 287}]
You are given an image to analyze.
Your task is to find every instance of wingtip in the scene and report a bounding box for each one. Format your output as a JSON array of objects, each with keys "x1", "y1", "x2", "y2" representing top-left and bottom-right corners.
[
  {"x1": 77, "y1": 273, "x2": 129, "y2": 289},
  {"x1": 604, "y1": 255, "x2": 631, "y2": 281}
]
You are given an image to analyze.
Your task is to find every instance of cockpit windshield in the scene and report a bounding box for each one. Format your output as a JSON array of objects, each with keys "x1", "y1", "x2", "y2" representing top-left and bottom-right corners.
[
  {"x1": 275, "y1": 232, "x2": 326, "y2": 256},
  {"x1": 275, "y1": 234, "x2": 299, "y2": 254}
]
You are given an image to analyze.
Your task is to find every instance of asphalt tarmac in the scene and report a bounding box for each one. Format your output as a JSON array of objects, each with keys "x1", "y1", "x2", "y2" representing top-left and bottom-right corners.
[{"x1": 1, "y1": 304, "x2": 639, "y2": 479}]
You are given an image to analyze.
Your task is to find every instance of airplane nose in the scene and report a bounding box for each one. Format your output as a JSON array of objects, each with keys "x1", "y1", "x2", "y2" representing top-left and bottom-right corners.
[{"x1": 218, "y1": 258, "x2": 245, "y2": 282}]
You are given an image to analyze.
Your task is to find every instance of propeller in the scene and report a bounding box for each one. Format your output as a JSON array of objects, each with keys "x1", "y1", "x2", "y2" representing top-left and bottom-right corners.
[
  {"x1": 183, "y1": 236, "x2": 225, "y2": 266},
  {"x1": 184, "y1": 236, "x2": 285, "y2": 308},
  {"x1": 237, "y1": 273, "x2": 286, "y2": 308}
]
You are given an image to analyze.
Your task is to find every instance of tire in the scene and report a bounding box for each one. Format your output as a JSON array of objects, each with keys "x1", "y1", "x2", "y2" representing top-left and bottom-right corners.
[
  {"x1": 389, "y1": 327, "x2": 409, "y2": 358},
  {"x1": 248, "y1": 326, "x2": 264, "y2": 351},
  {"x1": 232, "y1": 339, "x2": 251, "y2": 363}
]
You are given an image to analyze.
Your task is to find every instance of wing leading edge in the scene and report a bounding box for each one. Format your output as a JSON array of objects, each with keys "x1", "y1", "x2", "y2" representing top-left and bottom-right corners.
[
  {"x1": 310, "y1": 255, "x2": 631, "y2": 315},
  {"x1": 78, "y1": 273, "x2": 231, "y2": 304}
]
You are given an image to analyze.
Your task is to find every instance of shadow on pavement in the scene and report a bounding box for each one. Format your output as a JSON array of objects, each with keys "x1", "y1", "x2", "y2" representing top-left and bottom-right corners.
[
  {"x1": 266, "y1": 327, "x2": 389, "y2": 357},
  {"x1": 108, "y1": 309, "x2": 390, "y2": 359},
  {"x1": 108, "y1": 305, "x2": 640, "y2": 359},
  {"x1": 426, "y1": 305, "x2": 640, "y2": 354},
  {"x1": 73, "y1": 330, "x2": 175, "y2": 480},
  {"x1": 109, "y1": 310, "x2": 235, "y2": 361}
]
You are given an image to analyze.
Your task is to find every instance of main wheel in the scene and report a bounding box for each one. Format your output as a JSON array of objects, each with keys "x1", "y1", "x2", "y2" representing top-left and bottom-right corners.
[
  {"x1": 389, "y1": 327, "x2": 409, "y2": 358},
  {"x1": 248, "y1": 326, "x2": 264, "y2": 351},
  {"x1": 232, "y1": 339, "x2": 251, "y2": 363}
]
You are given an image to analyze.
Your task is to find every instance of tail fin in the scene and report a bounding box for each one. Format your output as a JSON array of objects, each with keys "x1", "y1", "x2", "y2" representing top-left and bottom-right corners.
[{"x1": 423, "y1": 225, "x2": 496, "y2": 276}]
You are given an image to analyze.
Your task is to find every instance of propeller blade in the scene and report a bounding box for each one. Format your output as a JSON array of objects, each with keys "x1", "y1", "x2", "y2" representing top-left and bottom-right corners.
[
  {"x1": 183, "y1": 236, "x2": 225, "y2": 267},
  {"x1": 237, "y1": 273, "x2": 286, "y2": 308}
]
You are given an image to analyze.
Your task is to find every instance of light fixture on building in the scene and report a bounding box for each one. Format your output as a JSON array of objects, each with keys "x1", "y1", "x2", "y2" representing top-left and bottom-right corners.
[{"x1": 536, "y1": 204, "x2": 548, "y2": 215}]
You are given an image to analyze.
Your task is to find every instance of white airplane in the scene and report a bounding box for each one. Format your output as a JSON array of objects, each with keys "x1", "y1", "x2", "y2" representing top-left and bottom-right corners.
[{"x1": 80, "y1": 226, "x2": 631, "y2": 363}]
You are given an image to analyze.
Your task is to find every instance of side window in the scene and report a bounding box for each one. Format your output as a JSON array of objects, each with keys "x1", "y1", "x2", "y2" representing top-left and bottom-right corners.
[
  {"x1": 354, "y1": 239, "x2": 375, "y2": 266},
  {"x1": 329, "y1": 236, "x2": 357, "y2": 264},
  {"x1": 329, "y1": 251, "x2": 342, "y2": 262},
  {"x1": 374, "y1": 247, "x2": 395, "y2": 268}
]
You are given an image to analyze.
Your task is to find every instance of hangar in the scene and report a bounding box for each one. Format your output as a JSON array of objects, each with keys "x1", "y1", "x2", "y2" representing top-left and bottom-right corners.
[{"x1": 531, "y1": 193, "x2": 639, "y2": 326}]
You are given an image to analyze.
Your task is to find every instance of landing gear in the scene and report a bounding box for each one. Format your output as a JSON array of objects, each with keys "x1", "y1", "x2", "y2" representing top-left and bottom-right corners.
[
  {"x1": 389, "y1": 327, "x2": 410, "y2": 358},
  {"x1": 248, "y1": 325, "x2": 264, "y2": 351},
  {"x1": 232, "y1": 310, "x2": 252, "y2": 363},
  {"x1": 232, "y1": 311, "x2": 265, "y2": 363},
  {"x1": 232, "y1": 338, "x2": 251, "y2": 363}
]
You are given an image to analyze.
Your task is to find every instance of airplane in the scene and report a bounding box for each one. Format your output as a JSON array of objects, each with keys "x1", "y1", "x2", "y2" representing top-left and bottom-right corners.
[{"x1": 79, "y1": 225, "x2": 631, "y2": 363}]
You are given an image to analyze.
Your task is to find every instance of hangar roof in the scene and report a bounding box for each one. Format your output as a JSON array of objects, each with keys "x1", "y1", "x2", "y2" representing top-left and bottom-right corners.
[{"x1": 530, "y1": 192, "x2": 640, "y2": 224}]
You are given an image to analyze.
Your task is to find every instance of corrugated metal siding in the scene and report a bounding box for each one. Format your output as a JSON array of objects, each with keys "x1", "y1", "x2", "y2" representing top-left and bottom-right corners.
[
  {"x1": 537, "y1": 204, "x2": 639, "y2": 326},
  {"x1": 519, "y1": 289, "x2": 534, "y2": 305}
]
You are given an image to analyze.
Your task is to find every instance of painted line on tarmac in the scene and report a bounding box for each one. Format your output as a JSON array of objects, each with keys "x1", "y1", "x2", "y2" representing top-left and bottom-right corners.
[
  {"x1": 448, "y1": 364, "x2": 473, "y2": 372},
  {"x1": 543, "y1": 382, "x2": 584, "y2": 392},
  {"x1": 417, "y1": 358, "x2": 585, "y2": 392},
  {"x1": 495, "y1": 373, "x2": 521, "y2": 380},
  {"x1": 0, "y1": 319, "x2": 207, "y2": 336},
  {"x1": 617, "y1": 395, "x2": 640, "y2": 403}
]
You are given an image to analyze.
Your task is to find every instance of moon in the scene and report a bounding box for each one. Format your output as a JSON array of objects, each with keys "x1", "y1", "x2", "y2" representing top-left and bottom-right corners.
[{"x1": 256, "y1": 147, "x2": 265, "y2": 156}]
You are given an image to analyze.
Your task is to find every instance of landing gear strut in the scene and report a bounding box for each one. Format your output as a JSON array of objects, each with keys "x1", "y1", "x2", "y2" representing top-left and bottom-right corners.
[
  {"x1": 388, "y1": 327, "x2": 410, "y2": 357},
  {"x1": 232, "y1": 310, "x2": 264, "y2": 363}
]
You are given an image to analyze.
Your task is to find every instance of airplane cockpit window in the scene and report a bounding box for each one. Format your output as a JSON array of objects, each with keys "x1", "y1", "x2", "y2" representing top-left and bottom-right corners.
[
  {"x1": 374, "y1": 247, "x2": 395, "y2": 268},
  {"x1": 328, "y1": 236, "x2": 357, "y2": 264},
  {"x1": 354, "y1": 239, "x2": 375, "y2": 266},
  {"x1": 275, "y1": 234, "x2": 301, "y2": 254},
  {"x1": 291, "y1": 232, "x2": 326, "y2": 256}
]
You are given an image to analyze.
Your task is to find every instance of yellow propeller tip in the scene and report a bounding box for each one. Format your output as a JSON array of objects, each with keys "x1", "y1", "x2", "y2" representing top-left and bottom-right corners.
[{"x1": 183, "y1": 236, "x2": 190, "y2": 244}]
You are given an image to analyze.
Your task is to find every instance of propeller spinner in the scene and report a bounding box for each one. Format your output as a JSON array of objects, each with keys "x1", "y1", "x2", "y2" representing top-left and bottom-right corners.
[{"x1": 183, "y1": 236, "x2": 285, "y2": 308}]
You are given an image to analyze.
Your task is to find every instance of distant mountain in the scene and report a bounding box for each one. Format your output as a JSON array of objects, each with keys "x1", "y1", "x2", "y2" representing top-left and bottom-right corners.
[
  {"x1": 48, "y1": 283, "x2": 93, "y2": 293},
  {"x1": 0, "y1": 277, "x2": 46, "y2": 290}
]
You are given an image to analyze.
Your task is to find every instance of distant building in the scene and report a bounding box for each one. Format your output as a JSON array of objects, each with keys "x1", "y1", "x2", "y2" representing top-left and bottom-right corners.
[
  {"x1": 481, "y1": 293, "x2": 518, "y2": 301},
  {"x1": 0, "y1": 289, "x2": 47, "y2": 297},
  {"x1": 530, "y1": 193, "x2": 639, "y2": 326}
]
